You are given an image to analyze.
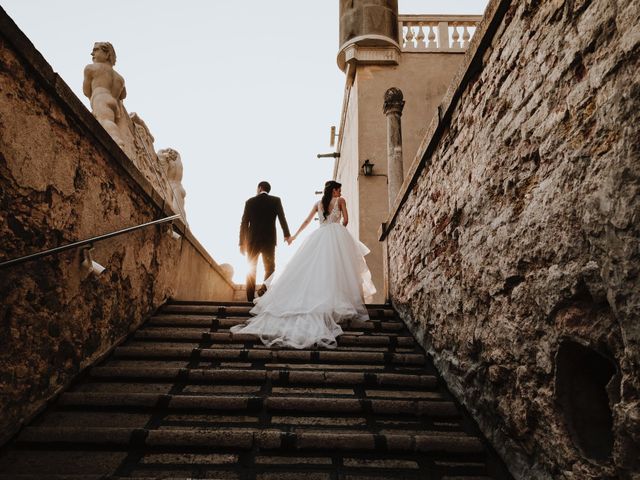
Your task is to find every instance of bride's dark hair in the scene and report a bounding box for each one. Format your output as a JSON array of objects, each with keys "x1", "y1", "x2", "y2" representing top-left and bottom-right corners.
[{"x1": 321, "y1": 180, "x2": 342, "y2": 219}]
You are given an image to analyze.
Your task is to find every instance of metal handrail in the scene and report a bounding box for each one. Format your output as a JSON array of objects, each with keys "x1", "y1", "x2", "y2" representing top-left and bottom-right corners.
[{"x1": 0, "y1": 214, "x2": 181, "y2": 269}]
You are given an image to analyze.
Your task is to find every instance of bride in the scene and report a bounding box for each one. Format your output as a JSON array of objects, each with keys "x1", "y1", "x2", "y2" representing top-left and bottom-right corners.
[{"x1": 230, "y1": 180, "x2": 376, "y2": 349}]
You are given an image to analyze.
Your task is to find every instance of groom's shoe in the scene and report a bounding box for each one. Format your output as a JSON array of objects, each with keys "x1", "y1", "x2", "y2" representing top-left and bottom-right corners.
[{"x1": 257, "y1": 285, "x2": 267, "y2": 297}]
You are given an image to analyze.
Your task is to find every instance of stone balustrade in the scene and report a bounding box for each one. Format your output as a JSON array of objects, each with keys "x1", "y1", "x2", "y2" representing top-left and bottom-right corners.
[{"x1": 398, "y1": 15, "x2": 483, "y2": 52}]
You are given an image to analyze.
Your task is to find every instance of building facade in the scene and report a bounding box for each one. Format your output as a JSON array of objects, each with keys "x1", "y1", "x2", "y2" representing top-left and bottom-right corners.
[{"x1": 333, "y1": 0, "x2": 482, "y2": 302}]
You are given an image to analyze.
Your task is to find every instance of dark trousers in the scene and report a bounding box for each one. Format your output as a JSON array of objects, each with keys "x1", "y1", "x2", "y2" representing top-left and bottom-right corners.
[{"x1": 246, "y1": 244, "x2": 276, "y2": 302}]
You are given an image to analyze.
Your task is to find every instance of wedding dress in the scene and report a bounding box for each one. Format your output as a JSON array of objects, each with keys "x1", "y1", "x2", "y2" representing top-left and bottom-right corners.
[{"x1": 230, "y1": 198, "x2": 376, "y2": 349}]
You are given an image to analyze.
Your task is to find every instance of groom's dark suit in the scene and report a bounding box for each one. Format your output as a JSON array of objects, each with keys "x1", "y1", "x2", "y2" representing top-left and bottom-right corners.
[{"x1": 239, "y1": 192, "x2": 290, "y2": 301}]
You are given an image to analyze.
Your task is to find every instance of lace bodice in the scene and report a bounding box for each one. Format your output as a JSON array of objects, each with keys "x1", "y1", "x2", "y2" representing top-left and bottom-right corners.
[{"x1": 318, "y1": 198, "x2": 342, "y2": 226}]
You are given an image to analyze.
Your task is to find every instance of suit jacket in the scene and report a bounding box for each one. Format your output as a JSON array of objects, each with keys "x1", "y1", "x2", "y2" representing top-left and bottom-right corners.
[{"x1": 239, "y1": 193, "x2": 290, "y2": 250}]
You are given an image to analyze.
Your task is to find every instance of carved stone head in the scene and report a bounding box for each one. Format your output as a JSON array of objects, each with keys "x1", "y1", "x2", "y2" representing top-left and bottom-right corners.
[
  {"x1": 157, "y1": 148, "x2": 183, "y2": 181},
  {"x1": 92, "y1": 42, "x2": 117, "y2": 66}
]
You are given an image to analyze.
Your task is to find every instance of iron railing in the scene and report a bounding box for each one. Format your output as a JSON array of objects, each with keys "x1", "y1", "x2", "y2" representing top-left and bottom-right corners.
[{"x1": 0, "y1": 214, "x2": 181, "y2": 269}]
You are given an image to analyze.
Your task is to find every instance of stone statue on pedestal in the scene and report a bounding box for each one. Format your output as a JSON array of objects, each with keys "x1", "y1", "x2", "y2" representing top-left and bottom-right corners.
[
  {"x1": 83, "y1": 42, "x2": 186, "y2": 219},
  {"x1": 157, "y1": 148, "x2": 187, "y2": 218},
  {"x1": 82, "y1": 42, "x2": 127, "y2": 148}
]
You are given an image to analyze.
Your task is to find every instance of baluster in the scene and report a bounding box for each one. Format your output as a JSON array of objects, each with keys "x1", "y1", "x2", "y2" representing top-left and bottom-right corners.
[
  {"x1": 452, "y1": 24, "x2": 461, "y2": 49},
  {"x1": 416, "y1": 22, "x2": 426, "y2": 49},
  {"x1": 427, "y1": 24, "x2": 437, "y2": 48},
  {"x1": 462, "y1": 24, "x2": 471, "y2": 48},
  {"x1": 405, "y1": 23, "x2": 415, "y2": 49},
  {"x1": 401, "y1": 22, "x2": 407, "y2": 48}
]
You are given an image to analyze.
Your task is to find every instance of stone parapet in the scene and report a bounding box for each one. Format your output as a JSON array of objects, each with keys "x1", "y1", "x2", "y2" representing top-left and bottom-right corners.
[
  {"x1": 382, "y1": 0, "x2": 640, "y2": 478},
  {"x1": 0, "y1": 6, "x2": 234, "y2": 446},
  {"x1": 398, "y1": 14, "x2": 483, "y2": 52}
]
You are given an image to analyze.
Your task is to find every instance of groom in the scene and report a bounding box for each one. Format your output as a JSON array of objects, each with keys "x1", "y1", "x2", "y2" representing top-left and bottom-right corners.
[{"x1": 239, "y1": 181, "x2": 291, "y2": 302}]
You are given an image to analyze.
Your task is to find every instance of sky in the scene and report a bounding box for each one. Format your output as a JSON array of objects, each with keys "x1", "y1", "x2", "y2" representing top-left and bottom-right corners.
[{"x1": 1, "y1": 0, "x2": 488, "y2": 283}]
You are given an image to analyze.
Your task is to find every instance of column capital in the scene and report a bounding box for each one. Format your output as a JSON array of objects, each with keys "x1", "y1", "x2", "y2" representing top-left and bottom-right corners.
[{"x1": 383, "y1": 87, "x2": 405, "y2": 115}]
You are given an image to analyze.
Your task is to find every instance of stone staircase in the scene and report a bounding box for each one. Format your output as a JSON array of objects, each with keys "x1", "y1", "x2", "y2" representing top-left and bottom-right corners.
[{"x1": 0, "y1": 301, "x2": 511, "y2": 479}]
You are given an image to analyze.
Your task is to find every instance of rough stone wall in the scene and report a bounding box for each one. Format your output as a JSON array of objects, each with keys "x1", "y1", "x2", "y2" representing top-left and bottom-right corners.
[
  {"x1": 0, "y1": 11, "x2": 233, "y2": 444},
  {"x1": 386, "y1": 0, "x2": 639, "y2": 479}
]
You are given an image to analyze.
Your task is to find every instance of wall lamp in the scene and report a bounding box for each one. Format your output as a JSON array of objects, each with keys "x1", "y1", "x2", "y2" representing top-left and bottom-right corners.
[
  {"x1": 317, "y1": 152, "x2": 340, "y2": 159},
  {"x1": 81, "y1": 246, "x2": 105, "y2": 275},
  {"x1": 361, "y1": 159, "x2": 375, "y2": 176}
]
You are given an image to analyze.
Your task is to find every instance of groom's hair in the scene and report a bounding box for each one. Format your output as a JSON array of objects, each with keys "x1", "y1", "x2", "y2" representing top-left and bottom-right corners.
[{"x1": 257, "y1": 181, "x2": 271, "y2": 193}]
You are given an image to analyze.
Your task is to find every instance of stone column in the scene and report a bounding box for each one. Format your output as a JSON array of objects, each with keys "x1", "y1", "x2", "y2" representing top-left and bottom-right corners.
[{"x1": 383, "y1": 87, "x2": 405, "y2": 211}]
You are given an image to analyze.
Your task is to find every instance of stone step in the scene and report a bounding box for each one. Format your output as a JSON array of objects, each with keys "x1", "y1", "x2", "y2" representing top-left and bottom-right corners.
[
  {"x1": 147, "y1": 315, "x2": 407, "y2": 332},
  {"x1": 0, "y1": 477, "x2": 126, "y2": 480},
  {"x1": 72, "y1": 383, "x2": 446, "y2": 400},
  {"x1": 442, "y1": 477, "x2": 495, "y2": 480},
  {"x1": 101, "y1": 360, "x2": 431, "y2": 374},
  {"x1": 112, "y1": 345, "x2": 426, "y2": 365},
  {"x1": 17, "y1": 426, "x2": 483, "y2": 453},
  {"x1": 57, "y1": 392, "x2": 460, "y2": 417},
  {"x1": 133, "y1": 329, "x2": 416, "y2": 347},
  {"x1": 89, "y1": 366, "x2": 438, "y2": 388},
  {"x1": 36, "y1": 410, "x2": 463, "y2": 433},
  {"x1": 160, "y1": 303, "x2": 398, "y2": 319},
  {"x1": 124, "y1": 339, "x2": 416, "y2": 354},
  {"x1": 0, "y1": 472, "x2": 494, "y2": 480},
  {"x1": 0, "y1": 477, "x2": 251, "y2": 480},
  {"x1": 0, "y1": 449, "x2": 492, "y2": 479},
  {"x1": 0, "y1": 473, "x2": 493, "y2": 480}
]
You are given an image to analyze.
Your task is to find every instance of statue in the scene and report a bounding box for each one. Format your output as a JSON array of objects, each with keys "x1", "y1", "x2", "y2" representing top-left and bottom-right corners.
[
  {"x1": 157, "y1": 148, "x2": 186, "y2": 218},
  {"x1": 83, "y1": 42, "x2": 127, "y2": 148},
  {"x1": 82, "y1": 43, "x2": 181, "y2": 210}
]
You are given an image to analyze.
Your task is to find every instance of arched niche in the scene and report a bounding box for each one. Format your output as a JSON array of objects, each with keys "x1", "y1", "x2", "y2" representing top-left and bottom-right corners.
[{"x1": 555, "y1": 340, "x2": 617, "y2": 460}]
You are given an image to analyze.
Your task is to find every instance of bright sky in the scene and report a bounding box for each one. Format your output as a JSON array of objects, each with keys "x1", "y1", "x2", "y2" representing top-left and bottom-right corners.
[{"x1": 2, "y1": 1, "x2": 488, "y2": 283}]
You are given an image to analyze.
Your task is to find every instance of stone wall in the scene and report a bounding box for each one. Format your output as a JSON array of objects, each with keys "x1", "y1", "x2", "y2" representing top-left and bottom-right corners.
[
  {"x1": 0, "y1": 8, "x2": 234, "y2": 445},
  {"x1": 384, "y1": 0, "x2": 639, "y2": 478}
]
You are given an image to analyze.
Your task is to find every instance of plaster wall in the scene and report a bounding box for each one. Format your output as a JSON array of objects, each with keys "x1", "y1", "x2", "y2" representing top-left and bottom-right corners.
[{"x1": 336, "y1": 80, "x2": 360, "y2": 240}]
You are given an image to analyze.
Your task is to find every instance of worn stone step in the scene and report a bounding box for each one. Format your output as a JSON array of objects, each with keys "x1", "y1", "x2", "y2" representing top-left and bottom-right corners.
[
  {"x1": 35, "y1": 410, "x2": 463, "y2": 433},
  {"x1": 57, "y1": 392, "x2": 459, "y2": 417},
  {"x1": 72, "y1": 382, "x2": 445, "y2": 400},
  {"x1": 18, "y1": 426, "x2": 483, "y2": 454},
  {"x1": 0, "y1": 477, "x2": 130, "y2": 480},
  {"x1": 0, "y1": 473, "x2": 494, "y2": 480},
  {"x1": 161, "y1": 304, "x2": 398, "y2": 319},
  {"x1": 90, "y1": 366, "x2": 438, "y2": 388},
  {"x1": 0, "y1": 451, "x2": 489, "y2": 479},
  {"x1": 112, "y1": 346, "x2": 426, "y2": 365},
  {"x1": 0, "y1": 476, "x2": 253, "y2": 480},
  {"x1": 124, "y1": 339, "x2": 416, "y2": 354},
  {"x1": 441, "y1": 477, "x2": 495, "y2": 480},
  {"x1": 148, "y1": 316, "x2": 407, "y2": 332},
  {"x1": 133, "y1": 329, "x2": 416, "y2": 347},
  {"x1": 100, "y1": 360, "x2": 430, "y2": 375}
]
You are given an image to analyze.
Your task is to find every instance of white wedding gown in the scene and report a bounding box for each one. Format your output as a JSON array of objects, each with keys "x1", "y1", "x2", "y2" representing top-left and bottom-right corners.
[{"x1": 230, "y1": 198, "x2": 376, "y2": 349}]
